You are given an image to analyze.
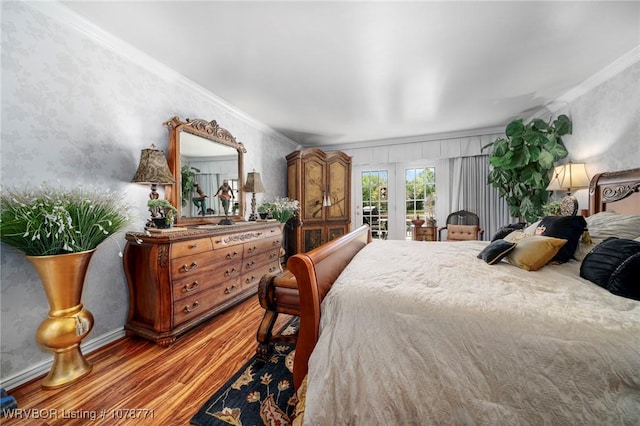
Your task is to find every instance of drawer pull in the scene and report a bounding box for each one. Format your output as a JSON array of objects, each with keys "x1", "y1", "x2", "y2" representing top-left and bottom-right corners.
[
  {"x1": 248, "y1": 246, "x2": 258, "y2": 254},
  {"x1": 224, "y1": 267, "x2": 237, "y2": 277},
  {"x1": 272, "y1": 239, "x2": 281, "y2": 246},
  {"x1": 224, "y1": 284, "x2": 237, "y2": 294},
  {"x1": 190, "y1": 243, "x2": 198, "y2": 249},
  {"x1": 181, "y1": 262, "x2": 198, "y2": 272},
  {"x1": 226, "y1": 251, "x2": 239, "y2": 260},
  {"x1": 245, "y1": 260, "x2": 256, "y2": 269},
  {"x1": 268, "y1": 266, "x2": 279, "y2": 273},
  {"x1": 269, "y1": 253, "x2": 278, "y2": 259},
  {"x1": 245, "y1": 276, "x2": 257, "y2": 284},
  {"x1": 183, "y1": 301, "x2": 200, "y2": 313},
  {"x1": 183, "y1": 281, "x2": 200, "y2": 292}
]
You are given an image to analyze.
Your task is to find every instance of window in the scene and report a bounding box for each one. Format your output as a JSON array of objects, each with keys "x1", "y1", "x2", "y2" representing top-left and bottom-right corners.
[{"x1": 405, "y1": 167, "x2": 436, "y2": 239}]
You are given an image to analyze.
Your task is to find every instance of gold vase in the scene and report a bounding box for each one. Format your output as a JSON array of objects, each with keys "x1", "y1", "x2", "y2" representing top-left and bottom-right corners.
[{"x1": 27, "y1": 249, "x2": 96, "y2": 389}]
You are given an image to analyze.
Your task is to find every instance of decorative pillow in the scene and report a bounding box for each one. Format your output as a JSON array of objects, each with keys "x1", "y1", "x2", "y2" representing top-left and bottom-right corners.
[
  {"x1": 524, "y1": 220, "x2": 541, "y2": 236},
  {"x1": 506, "y1": 236, "x2": 568, "y2": 271},
  {"x1": 536, "y1": 215, "x2": 587, "y2": 263},
  {"x1": 491, "y1": 223, "x2": 526, "y2": 242},
  {"x1": 503, "y1": 230, "x2": 529, "y2": 243},
  {"x1": 580, "y1": 237, "x2": 640, "y2": 301},
  {"x1": 575, "y1": 212, "x2": 640, "y2": 261},
  {"x1": 477, "y1": 240, "x2": 517, "y2": 265}
]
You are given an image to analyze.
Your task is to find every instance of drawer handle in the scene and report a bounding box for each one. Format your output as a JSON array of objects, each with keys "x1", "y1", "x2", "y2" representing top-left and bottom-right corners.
[
  {"x1": 245, "y1": 276, "x2": 257, "y2": 284},
  {"x1": 245, "y1": 260, "x2": 256, "y2": 269},
  {"x1": 226, "y1": 251, "x2": 239, "y2": 260},
  {"x1": 269, "y1": 253, "x2": 278, "y2": 260},
  {"x1": 190, "y1": 243, "x2": 199, "y2": 249},
  {"x1": 183, "y1": 301, "x2": 200, "y2": 313},
  {"x1": 268, "y1": 266, "x2": 279, "y2": 273},
  {"x1": 224, "y1": 284, "x2": 237, "y2": 294},
  {"x1": 224, "y1": 267, "x2": 237, "y2": 277},
  {"x1": 248, "y1": 246, "x2": 258, "y2": 254},
  {"x1": 272, "y1": 239, "x2": 281, "y2": 246},
  {"x1": 183, "y1": 281, "x2": 200, "y2": 292},
  {"x1": 181, "y1": 262, "x2": 198, "y2": 272}
]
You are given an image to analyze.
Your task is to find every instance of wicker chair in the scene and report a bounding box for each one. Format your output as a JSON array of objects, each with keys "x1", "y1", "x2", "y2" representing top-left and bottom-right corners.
[{"x1": 438, "y1": 210, "x2": 484, "y2": 241}]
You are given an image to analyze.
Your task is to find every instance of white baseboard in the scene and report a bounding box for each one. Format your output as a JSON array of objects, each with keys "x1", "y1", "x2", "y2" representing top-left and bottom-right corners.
[{"x1": 2, "y1": 329, "x2": 126, "y2": 392}]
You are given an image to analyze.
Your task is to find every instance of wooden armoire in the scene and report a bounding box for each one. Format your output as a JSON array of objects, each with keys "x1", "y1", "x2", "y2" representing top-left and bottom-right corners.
[{"x1": 286, "y1": 148, "x2": 352, "y2": 254}]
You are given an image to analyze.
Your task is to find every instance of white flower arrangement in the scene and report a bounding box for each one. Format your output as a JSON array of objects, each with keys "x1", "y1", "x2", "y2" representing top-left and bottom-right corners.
[
  {"x1": 260, "y1": 197, "x2": 299, "y2": 223},
  {"x1": 0, "y1": 184, "x2": 132, "y2": 256}
]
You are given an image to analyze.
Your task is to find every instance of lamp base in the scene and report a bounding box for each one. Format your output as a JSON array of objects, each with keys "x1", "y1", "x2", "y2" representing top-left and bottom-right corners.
[{"x1": 218, "y1": 218, "x2": 233, "y2": 225}]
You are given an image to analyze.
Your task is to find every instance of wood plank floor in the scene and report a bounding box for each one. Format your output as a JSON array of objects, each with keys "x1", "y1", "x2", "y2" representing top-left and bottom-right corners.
[{"x1": 2, "y1": 296, "x2": 292, "y2": 426}]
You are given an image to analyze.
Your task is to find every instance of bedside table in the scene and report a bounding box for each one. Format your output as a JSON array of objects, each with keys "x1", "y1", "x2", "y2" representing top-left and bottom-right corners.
[{"x1": 413, "y1": 226, "x2": 436, "y2": 241}]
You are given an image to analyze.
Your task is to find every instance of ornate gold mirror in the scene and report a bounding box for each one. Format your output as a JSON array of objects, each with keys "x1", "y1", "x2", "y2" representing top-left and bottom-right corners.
[{"x1": 165, "y1": 116, "x2": 246, "y2": 225}]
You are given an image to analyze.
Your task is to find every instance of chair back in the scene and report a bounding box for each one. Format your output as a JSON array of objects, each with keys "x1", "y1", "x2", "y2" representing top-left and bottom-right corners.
[{"x1": 439, "y1": 210, "x2": 483, "y2": 241}]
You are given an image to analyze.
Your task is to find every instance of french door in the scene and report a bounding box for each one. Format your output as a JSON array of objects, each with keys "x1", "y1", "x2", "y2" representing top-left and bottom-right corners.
[{"x1": 354, "y1": 162, "x2": 440, "y2": 240}]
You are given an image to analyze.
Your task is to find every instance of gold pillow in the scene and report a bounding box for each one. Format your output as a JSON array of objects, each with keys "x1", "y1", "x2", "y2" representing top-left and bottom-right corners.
[{"x1": 507, "y1": 236, "x2": 568, "y2": 271}]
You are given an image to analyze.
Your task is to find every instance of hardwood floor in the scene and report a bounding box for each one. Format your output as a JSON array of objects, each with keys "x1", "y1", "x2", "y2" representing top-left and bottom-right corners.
[{"x1": 2, "y1": 296, "x2": 292, "y2": 425}]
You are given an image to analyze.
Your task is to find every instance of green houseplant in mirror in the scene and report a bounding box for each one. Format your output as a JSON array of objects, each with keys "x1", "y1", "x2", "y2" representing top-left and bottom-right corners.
[
  {"x1": 181, "y1": 165, "x2": 200, "y2": 207},
  {"x1": 483, "y1": 115, "x2": 571, "y2": 223},
  {"x1": 0, "y1": 183, "x2": 131, "y2": 388}
]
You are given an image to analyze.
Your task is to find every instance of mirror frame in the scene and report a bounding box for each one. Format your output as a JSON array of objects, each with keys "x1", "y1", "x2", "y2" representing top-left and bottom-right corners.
[{"x1": 165, "y1": 116, "x2": 247, "y2": 226}]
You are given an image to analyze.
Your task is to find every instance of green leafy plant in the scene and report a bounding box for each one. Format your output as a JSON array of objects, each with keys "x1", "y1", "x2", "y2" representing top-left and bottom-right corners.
[
  {"x1": 0, "y1": 184, "x2": 131, "y2": 256},
  {"x1": 147, "y1": 199, "x2": 178, "y2": 225},
  {"x1": 484, "y1": 115, "x2": 571, "y2": 222},
  {"x1": 181, "y1": 165, "x2": 200, "y2": 207},
  {"x1": 542, "y1": 201, "x2": 563, "y2": 216}
]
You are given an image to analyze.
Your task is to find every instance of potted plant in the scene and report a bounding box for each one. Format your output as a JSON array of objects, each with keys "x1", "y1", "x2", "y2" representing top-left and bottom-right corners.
[
  {"x1": 257, "y1": 201, "x2": 273, "y2": 219},
  {"x1": 147, "y1": 198, "x2": 178, "y2": 228},
  {"x1": 483, "y1": 115, "x2": 571, "y2": 223},
  {"x1": 181, "y1": 165, "x2": 200, "y2": 207},
  {"x1": 0, "y1": 183, "x2": 131, "y2": 388},
  {"x1": 268, "y1": 197, "x2": 300, "y2": 224}
]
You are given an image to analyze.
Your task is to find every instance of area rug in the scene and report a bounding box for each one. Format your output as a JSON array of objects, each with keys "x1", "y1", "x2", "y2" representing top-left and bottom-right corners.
[{"x1": 191, "y1": 318, "x2": 299, "y2": 426}]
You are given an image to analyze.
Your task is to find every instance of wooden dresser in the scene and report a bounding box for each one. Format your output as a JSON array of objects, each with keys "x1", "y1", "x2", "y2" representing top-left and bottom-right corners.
[{"x1": 123, "y1": 221, "x2": 282, "y2": 346}]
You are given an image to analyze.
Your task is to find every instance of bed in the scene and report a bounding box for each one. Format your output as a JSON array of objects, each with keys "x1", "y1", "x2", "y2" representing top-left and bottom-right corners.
[{"x1": 287, "y1": 168, "x2": 640, "y2": 425}]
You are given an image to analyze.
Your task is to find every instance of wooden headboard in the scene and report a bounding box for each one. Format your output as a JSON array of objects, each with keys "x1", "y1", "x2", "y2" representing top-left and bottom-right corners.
[{"x1": 589, "y1": 168, "x2": 640, "y2": 215}]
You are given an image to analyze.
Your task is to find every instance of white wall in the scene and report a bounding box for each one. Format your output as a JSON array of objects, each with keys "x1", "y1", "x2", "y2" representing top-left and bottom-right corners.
[{"x1": 0, "y1": 1, "x2": 296, "y2": 388}]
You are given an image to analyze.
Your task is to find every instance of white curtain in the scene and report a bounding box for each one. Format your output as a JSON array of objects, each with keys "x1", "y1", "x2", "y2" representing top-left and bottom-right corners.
[{"x1": 449, "y1": 155, "x2": 511, "y2": 240}]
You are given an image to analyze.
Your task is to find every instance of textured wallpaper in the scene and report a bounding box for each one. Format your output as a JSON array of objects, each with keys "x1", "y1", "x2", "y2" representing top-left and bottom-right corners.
[{"x1": 1, "y1": 1, "x2": 295, "y2": 386}]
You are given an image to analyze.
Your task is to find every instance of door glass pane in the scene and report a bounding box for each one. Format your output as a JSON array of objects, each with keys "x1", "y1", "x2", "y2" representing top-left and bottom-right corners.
[
  {"x1": 361, "y1": 170, "x2": 388, "y2": 240},
  {"x1": 405, "y1": 167, "x2": 436, "y2": 240}
]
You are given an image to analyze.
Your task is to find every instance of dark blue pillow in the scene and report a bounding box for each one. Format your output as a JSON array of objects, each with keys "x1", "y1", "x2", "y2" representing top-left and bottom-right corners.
[
  {"x1": 491, "y1": 222, "x2": 526, "y2": 242},
  {"x1": 477, "y1": 239, "x2": 516, "y2": 265},
  {"x1": 537, "y1": 215, "x2": 586, "y2": 263}
]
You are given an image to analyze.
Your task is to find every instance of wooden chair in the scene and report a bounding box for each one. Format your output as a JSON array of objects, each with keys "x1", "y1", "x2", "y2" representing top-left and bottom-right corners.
[{"x1": 438, "y1": 210, "x2": 484, "y2": 241}]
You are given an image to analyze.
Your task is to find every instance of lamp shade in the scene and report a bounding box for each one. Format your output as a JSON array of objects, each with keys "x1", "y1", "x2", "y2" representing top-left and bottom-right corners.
[
  {"x1": 131, "y1": 146, "x2": 175, "y2": 185},
  {"x1": 546, "y1": 163, "x2": 590, "y2": 192},
  {"x1": 244, "y1": 171, "x2": 265, "y2": 193}
]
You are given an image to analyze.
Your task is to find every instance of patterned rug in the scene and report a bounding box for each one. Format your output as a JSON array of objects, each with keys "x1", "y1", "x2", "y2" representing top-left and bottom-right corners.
[{"x1": 191, "y1": 318, "x2": 299, "y2": 426}]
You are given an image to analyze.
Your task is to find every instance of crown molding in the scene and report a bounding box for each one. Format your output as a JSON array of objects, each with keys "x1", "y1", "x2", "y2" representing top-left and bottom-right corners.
[{"x1": 25, "y1": 1, "x2": 297, "y2": 148}]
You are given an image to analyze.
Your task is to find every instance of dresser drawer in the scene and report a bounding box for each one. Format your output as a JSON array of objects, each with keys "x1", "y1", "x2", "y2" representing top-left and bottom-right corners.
[
  {"x1": 171, "y1": 237, "x2": 213, "y2": 258},
  {"x1": 242, "y1": 249, "x2": 280, "y2": 272},
  {"x1": 244, "y1": 235, "x2": 283, "y2": 258},
  {"x1": 170, "y1": 249, "x2": 242, "y2": 279},
  {"x1": 211, "y1": 229, "x2": 265, "y2": 249},
  {"x1": 173, "y1": 276, "x2": 242, "y2": 326},
  {"x1": 172, "y1": 261, "x2": 243, "y2": 301},
  {"x1": 242, "y1": 262, "x2": 281, "y2": 290}
]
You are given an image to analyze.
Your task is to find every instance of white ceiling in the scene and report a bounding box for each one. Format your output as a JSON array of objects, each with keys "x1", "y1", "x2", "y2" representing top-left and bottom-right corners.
[{"x1": 60, "y1": 1, "x2": 640, "y2": 146}]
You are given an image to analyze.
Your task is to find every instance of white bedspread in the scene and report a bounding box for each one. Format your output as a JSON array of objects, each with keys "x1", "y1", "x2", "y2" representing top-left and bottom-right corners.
[{"x1": 303, "y1": 240, "x2": 640, "y2": 425}]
